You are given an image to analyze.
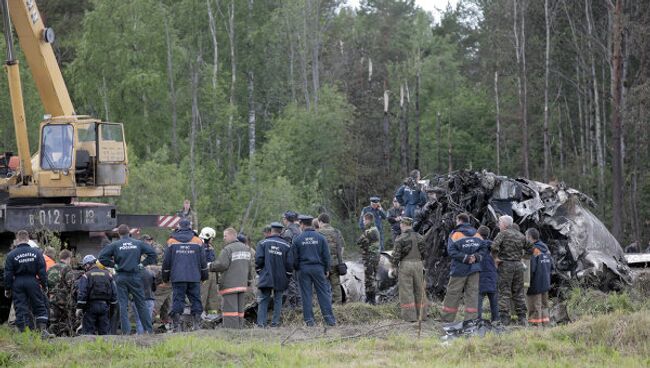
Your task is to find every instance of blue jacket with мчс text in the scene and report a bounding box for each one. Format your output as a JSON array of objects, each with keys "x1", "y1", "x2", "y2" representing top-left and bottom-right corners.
[
  {"x1": 528, "y1": 240, "x2": 553, "y2": 295},
  {"x1": 447, "y1": 224, "x2": 487, "y2": 277},
  {"x1": 162, "y1": 242, "x2": 208, "y2": 283},
  {"x1": 292, "y1": 228, "x2": 330, "y2": 272},
  {"x1": 256, "y1": 235, "x2": 293, "y2": 291},
  {"x1": 98, "y1": 236, "x2": 157, "y2": 273}
]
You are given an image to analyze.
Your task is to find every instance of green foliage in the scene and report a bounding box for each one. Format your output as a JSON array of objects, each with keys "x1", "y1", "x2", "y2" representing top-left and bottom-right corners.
[
  {"x1": 0, "y1": 0, "x2": 645, "y2": 246},
  {"x1": 70, "y1": 0, "x2": 171, "y2": 158},
  {"x1": 1, "y1": 311, "x2": 650, "y2": 367},
  {"x1": 566, "y1": 288, "x2": 639, "y2": 319},
  {"x1": 115, "y1": 147, "x2": 187, "y2": 215},
  {"x1": 0, "y1": 35, "x2": 46, "y2": 152}
]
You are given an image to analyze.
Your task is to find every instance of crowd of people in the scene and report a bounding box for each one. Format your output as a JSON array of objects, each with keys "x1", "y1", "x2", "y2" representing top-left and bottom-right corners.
[{"x1": 2, "y1": 179, "x2": 554, "y2": 337}]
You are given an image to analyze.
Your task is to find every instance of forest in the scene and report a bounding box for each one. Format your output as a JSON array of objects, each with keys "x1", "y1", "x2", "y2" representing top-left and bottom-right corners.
[{"x1": 0, "y1": 0, "x2": 648, "y2": 246}]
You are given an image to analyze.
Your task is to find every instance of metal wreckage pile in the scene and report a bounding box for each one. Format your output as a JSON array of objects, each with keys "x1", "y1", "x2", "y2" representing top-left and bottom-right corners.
[{"x1": 373, "y1": 169, "x2": 632, "y2": 306}]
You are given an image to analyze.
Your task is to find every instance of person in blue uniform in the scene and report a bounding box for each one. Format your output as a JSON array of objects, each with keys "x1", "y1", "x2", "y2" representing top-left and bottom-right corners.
[
  {"x1": 98, "y1": 224, "x2": 157, "y2": 334},
  {"x1": 76, "y1": 255, "x2": 118, "y2": 335},
  {"x1": 293, "y1": 215, "x2": 336, "y2": 326},
  {"x1": 255, "y1": 222, "x2": 293, "y2": 327},
  {"x1": 3, "y1": 230, "x2": 52, "y2": 337}
]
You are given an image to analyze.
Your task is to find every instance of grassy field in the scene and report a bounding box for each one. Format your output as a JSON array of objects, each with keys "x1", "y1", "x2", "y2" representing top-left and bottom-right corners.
[{"x1": 0, "y1": 290, "x2": 648, "y2": 368}]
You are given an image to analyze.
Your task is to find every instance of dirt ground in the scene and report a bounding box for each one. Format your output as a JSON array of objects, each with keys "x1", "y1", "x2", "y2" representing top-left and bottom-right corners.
[{"x1": 64, "y1": 318, "x2": 445, "y2": 347}]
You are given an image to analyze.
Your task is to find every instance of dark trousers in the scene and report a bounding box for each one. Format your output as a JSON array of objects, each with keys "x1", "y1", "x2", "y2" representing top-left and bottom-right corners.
[
  {"x1": 257, "y1": 288, "x2": 284, "y2": 327},
  {"x1": 115, "y1": 272, "x2": 152, "y2": 334},
  {"x1": 82, "y1": 301, "x2": 110, "y2": 335},
  {"x1": 12, "y1": 276, "x2": 48, "y2": 331},
  {"x1": 478, "y1": 292, "x2": 500, "y2": 321},
  {"x1": 171, "y1": 282, "x2": 202, "y2": 316},
  {"x1": 298, "y1": 265, "x2": 336, "y2": 326}
]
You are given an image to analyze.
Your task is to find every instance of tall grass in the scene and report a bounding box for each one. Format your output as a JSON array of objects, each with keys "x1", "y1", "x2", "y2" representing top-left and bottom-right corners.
[{"x1": 1, "y1": 310, "x2": 648, "y2": 367}]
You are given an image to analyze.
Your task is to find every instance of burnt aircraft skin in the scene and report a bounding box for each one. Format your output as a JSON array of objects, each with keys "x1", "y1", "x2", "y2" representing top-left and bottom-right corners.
[{"x1": 375, "y1": 170, "x2": 631, "y2": 300}]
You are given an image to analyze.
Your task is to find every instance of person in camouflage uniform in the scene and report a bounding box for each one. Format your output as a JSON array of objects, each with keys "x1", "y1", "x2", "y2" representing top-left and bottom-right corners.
[
  {"x1": 491, "y1": 215, "x2": 533, "y2": 325},
  {"x1": 143, "y1": 235, "x2": 173, "y2": 328},
  {"x1": 357, "y1": 212, "x2": 380, "y2": 304},
  {"x1": 48, "y1": 263, "x2": 84, "y2": 336},
  {"x1": 391, "y1": 217, "x2": 427, "y2": 321},
  {"x1": 47, "y1": 250, "x2": 71, "y2": 333},
  {"x1": 317, "y1": 213, "x2": 346, "y2": 304},
  {"x1": 47, "y1": 250, "x2": 72, "y2": 291}
]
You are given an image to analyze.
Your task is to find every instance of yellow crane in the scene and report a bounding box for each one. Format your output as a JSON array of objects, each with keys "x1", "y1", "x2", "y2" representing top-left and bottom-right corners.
[
  {"x1": 1, "y1": 0, "x2": 127, "y2": 201},
  {"x1": 0, "y1": 0, "x2": 129, "y2": 249}
]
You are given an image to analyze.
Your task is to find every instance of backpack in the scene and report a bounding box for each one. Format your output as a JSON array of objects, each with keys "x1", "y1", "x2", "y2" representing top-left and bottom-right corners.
[{"x1": 87, "y1": 270, "x2": 113, "y2": 301}]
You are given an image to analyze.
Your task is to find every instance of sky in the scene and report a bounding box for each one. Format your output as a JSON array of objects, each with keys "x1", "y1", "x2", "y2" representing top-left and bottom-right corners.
[{"x1": 345, "y1": 0, "x2": 460, "y2": 18}]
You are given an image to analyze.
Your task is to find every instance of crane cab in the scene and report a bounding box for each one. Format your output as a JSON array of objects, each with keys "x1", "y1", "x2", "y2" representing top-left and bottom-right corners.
[
  {"x1": 6, "y1": 116, "x2": 128, "y2": 200},
  {"x1": 36, "y1": 116, "x2": 127, "y2": 197}
]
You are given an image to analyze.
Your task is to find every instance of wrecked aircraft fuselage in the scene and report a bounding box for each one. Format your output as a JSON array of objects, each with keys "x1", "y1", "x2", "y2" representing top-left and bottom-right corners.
[{"x1": 384, "y1": 170, "x2": 633, "y2": 300}]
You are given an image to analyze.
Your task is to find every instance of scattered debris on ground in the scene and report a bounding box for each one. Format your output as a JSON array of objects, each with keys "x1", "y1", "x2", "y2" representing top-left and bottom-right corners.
[{"x1": 409, "y1": 170, "x2": 631, "y2": 301}]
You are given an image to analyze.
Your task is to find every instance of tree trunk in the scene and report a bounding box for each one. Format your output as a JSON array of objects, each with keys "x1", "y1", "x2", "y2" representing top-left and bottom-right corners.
[
  {"x1": 564, "y1": 96, "x2": 579, "y2": 159},
  {"x1": 227, "y1": 0, "x2": 236, "y2": 178},
  {"x1": 405, "y1": 81, "x2": 410, "y2": 171},
  {"x1": 207, "y1": 0, "x2": 219, "y2": 90},
  {"x1": 436, "y1": 111, "x2": 441, "y2": 172},
  {"x1": 415, "y1": 70, "x2": 421, "y2": 170},
  {"x1": 399, "y1": 84, "x2": 408, "y2": 177},
  {"x1": 190, "y1": 56, "x2": 202, "y2": 210},
  {"x1": 585, "y1": 0, "x2": 605, "y2": 210},
  {"x1": 558, "y1": 103, "x2": 564, "y2": 173},
  {"x1": 247, "y1": 0, "x2": 255, "y2": 162},
  {"x1": 164, "y1": 15, "x2": 178, "y2": 165},
  {"x1": 543, "y1": 0, "x2": 551, "y2": 181},
  {"x1": 610, "y1": 0, "x2": 624, "y2": 240},
  {"x1": 513, "y1": 0, "x2": 529, "y2": 178},
  {"x1": 494, "y1": 71, "x2": 501, "y2": 175},
  {"x1": 447, "y1": 116, "x2": 452, "y2": 174},
  {"x1": 629, "y1": 109, "x2": 641, "y2": 244},
  {"x1": 383, "y1": 87, "x2": 390, "y2": 174},
  {"x1": 307, "y1": 0, "x2": 320, "y2": 110},
  {"x1": 287, "y1": 17, "x2": 296, "y2": 103},
  {"x1": 575, "y1": 59, "x2": 586, "y2": 175},
  {"x1": 298, "y1": 4, "x2": 311, "y2": 110},
  {"x1": 101, "y1": 75, "x2": 110, "y2": 122}
]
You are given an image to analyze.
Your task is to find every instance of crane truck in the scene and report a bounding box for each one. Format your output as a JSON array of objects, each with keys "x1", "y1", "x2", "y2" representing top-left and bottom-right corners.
[{"x1": 0, "y1": 0, "x2": 151, "y2": 253}]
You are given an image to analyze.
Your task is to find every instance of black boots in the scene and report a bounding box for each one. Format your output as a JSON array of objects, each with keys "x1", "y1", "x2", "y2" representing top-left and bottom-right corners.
[
  {"x1": 172, "y1": 314, "x2": 182, "y2": 333},
  {"x1": 192, "y1": 314, "x2": 202, "y2": 331},
  {"x1": 365, "y1": 292, "x2": 376, "y2": 305},
  {"x1": 36, "y1": 321, "x2": 54, "y2": 339}
]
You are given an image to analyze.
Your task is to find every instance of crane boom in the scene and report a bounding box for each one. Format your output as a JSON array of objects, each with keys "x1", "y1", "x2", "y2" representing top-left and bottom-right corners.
[{"x1": 7, "y1": 0, "x2": 74, "y2": 116}]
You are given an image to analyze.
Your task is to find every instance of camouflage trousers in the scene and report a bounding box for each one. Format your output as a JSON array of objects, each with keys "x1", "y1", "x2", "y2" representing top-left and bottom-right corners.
[
  {"x1": 440, "y1": 272, "x2": 479, "y2": 322},
  {"x1": 363, "y1": 253, "x2": 379, "y2": 303},
  {"x1": 497, "y1": 260, "x2": 527, "y2": 323},
  {"x1": 398, "y1": 260, "x2": 427, "y2": 322},
  {"x1": 328, "y1": 268, "x2": 342, "y2": 304},
  {"x1": 284, "y1": 277, "x2": 302, "y2": 310},
  {"x1": 200, "y1": 273, "x2": 221, "y2": 313}
]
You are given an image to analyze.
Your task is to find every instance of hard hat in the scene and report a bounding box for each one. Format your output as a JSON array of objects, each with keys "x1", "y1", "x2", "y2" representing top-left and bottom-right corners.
[
  {"x1": 27, "y1": 239, "x2": 39, "y2": 248},
  {"x1": 199, "y1": 227, "x2": 216, "y2": 240},
  {"x1": 82, "y1": 255, "x2": 97, "y2": 266}
]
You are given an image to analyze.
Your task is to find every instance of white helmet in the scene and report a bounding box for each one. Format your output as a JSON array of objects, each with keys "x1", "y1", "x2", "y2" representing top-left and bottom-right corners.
[{"x1": 199, "y1": 227, "x2": 216, "y2": 241}]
